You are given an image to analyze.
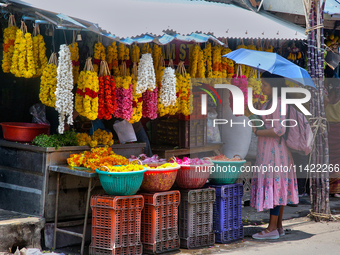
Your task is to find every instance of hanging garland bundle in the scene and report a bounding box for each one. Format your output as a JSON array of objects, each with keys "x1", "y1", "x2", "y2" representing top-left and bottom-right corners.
[
  {"x1": 98, "y1": 60, "x2": 117, "y2": 120},
  {"x1": 189, "y1": 44, "x2": 199, "y2": 77},
  {"x1": 2, "y1": 14, "x2": 18, "y2": 73},
  {"x1": 32, "y1": 24, "x2": 48, "y2": 77},
  {"x1": 196, "y1": 48, "x2": 205, "y2": 78},
  {"x1": 39, "y1": 53, "x2": 58, "y2": 108},
  {"x1": 93, "y1": 41, "x2": 106, "y2": 73},
  {"x1": 69, "y1": 42, "x2": 80, "y2": 84},
  {"x1": 212, "y1": 45, "x2": 222, "y2": 78},
  {"x1": 114, "y1": 76, "x2": 133, "y2": 121},
  {"x1": 229, "y1": 65, "x2": 247, "y2": 115},
  {"x1": 75, "y1": 57, "x2": 99, "y2": 121},
  {"x1": 106, "y1": 42, "x2": 119, "y2": 76},
  {"x1": 129, "y1": 78, "x2": 143, "y2": 124},
  {"x1": 221, "y1": 47, "x2": 231, "y2": 78},
  {"x1": 158, "y1": 67, "x2": 177, "y2": 116},
  {"x1": 136, "y1": 53, "x2": 156, "y2": 94},
  {"x1": 55, "y1": 45, "x2": 74, "y2": 134},
  {"x1": 204, "y1": 43, "x2": 212, "y2": 78},
  {"x1": 118, "y1": 43, "x2": 130, "y2": 61},
  {"x1": 131, "y1": 44, "x2": 140, "y2": 63},
  {"x1": 142, "y1": 43, "x2": 152, "y2": 54},
  {"x1": 10, "y1": 22, "x2": 36, "y2": 78},
  {"x1": 142, "y1": 87, "x2": 158, "y2": 119},
  {"x1": 177, "y1": 62, "x2": 192, "y2": 116}
]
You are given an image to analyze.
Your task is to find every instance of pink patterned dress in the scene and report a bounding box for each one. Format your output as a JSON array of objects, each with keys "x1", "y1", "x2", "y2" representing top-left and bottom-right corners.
[{"x1": 250, "y1": 99, "x2": 299, "y2": 212}]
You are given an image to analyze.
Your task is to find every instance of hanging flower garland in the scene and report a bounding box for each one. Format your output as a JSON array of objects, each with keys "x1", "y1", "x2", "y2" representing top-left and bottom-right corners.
[
  {"x1": 93, "y1": 41, "x2": 106, "y2": 73},
  {"x1": 176, "y1": 62, "x2": 192, "y2": 116},
  {"x1": 98, "y1": 60, "x2": 117, "y2": 120},
  {"x1": 118, "y1": 43, "x2": 130, "y2": 76},
  {"x1": 10, "y1": 22, "x2": 36, "y2": 78},
  {"x1": 69, "y1": 42, "x2": 80, "y2": 84},
  {"x1": 136, "y1": 53, "x2": 156, "y2": 94},
  {"x1": 55, "y1": 44, "x2": 74, "y2": 134},
  {"x1": 129, "y1": 78, "x2": 143, "y2": 124},
  {"x1": 142, "y1": 43, "x2": 152, "y2": 54},
  {"x1": 2, "y1": 14, "x2": 18, "y2": 73},
  {"x1": 229, "y1": 65, "x2": 247, "y2": 115},
  {"x1": 114, "y1": 76, "x2": 133, "y2": 120},
  {"x1": 32, "y1": 24, "x2": 48, "y2": 77},
  {"x1": 106, "y1": 42, "x2": 119, "y2": 76},
  {"x1": 158, "y1": 67, "x2": 177, "y2": 114},
  {"x1": 196, "y1": 48, "x2": 205, "y2": 78},
  {"x1": 189, "y1": 44, "x2": 199, "y2": 77},
  {"x1": 204, "y1": 43, "x2": 212, "y2": 78},
  {"x1": 75, "y1": 58, "x2": 99, "y2": 121},
  {"x1": 265, "y1": 39, "x2": 273, "y2": 52},
  {"x1": 131, "y1": 44, "x2": 140, "y2": 63},
  {"x1": 142, "y1": 87, "x2": 158, "y2": 119},
  {"x1": 247, "y1": 69, "x2": 266, "y2": 111},
  {"x1": 212, "y1": 45, "x2": 222, "y2": 78},
  {"x1": 39, "y1": 53, "x2": 58, "y2": 108},
  {"x1": 221, "y1": 47, "x2": 231, "y2": 78}
]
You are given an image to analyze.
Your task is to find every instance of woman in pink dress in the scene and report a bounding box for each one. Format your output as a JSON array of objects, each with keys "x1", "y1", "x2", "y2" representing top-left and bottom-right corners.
[{"x1": 251, "y1": 72, "x2": 299, "y2": 239}]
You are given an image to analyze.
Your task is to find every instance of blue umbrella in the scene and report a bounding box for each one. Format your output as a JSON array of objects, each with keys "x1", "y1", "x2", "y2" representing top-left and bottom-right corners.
[{"x1": 223, "y1": 48, "x2": 316, "y2": 88}]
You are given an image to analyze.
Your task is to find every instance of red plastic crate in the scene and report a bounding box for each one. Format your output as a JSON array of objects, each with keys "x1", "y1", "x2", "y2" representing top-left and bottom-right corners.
[
  {"x1": 90, "y1": 195, "x2": 144, "y2": 253},
  {"x1": 89, "y1": 244, "x2": 142, "y2": 255},
  {"x1": 178, "y1": 188, "x2": 216, "y2": 249},
  {"x1": 141, "y1": 191, "x2": 181, "y2": 254}
]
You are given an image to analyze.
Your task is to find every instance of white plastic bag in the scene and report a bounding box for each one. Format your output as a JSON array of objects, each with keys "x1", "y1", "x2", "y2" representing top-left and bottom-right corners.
[
  {"x1": 207, "y1": 108, "x2": 221, "y2": 143},
  {"x1": 113, "y1": 120, "x2": 137, "y2": 144}
]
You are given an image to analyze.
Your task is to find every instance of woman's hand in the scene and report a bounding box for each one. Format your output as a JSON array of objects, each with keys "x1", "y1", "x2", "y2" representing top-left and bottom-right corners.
[{"x1": 252, "y1": 125, "x2": 257, "y2": 134}]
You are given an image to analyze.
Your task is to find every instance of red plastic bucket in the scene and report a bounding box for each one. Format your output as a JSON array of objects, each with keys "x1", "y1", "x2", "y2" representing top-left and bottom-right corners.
[
  {"x1": 0, "y1": 122, "x2": 50, "y2": 142},
  {"x1": 175, "y1": 164, "x2": 213, "y2": 189}
]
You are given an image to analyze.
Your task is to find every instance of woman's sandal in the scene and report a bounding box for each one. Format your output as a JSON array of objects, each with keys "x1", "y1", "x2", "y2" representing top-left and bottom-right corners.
[{"x1": 252, "y1": 229, "x2": 280, "y2": 240}]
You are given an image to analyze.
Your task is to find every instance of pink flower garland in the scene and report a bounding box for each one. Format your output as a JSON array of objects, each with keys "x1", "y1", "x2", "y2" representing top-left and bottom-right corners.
[
  {"x1": 142, "y1": 87, "x2": 158, "y2": 119},
  {"x1": 114, "y1": 84, "x2": 133, "y2": 120},
  {"x1": 229, "y1": 73, "x2": 248, "y2": 115}
]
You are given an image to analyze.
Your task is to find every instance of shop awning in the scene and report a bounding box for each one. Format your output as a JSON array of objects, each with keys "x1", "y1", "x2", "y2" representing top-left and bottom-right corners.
[{"x1": 8, "y1": 0, "x2": 306, "y2": 41}]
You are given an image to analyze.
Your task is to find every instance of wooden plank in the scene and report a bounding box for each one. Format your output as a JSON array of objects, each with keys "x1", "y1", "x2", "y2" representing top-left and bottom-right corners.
[{"x1": 49, "y1": 166, "x2": 97, "y2": 178}]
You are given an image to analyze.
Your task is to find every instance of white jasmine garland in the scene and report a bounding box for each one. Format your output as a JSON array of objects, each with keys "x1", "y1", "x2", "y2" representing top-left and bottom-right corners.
[
  {"x1": 136, "y1": 53, "x2": 156, "y2": 94},
  {"x1": 55, "y1": 44, "x2": 74, "y2": 134},
  {"x1": 160, "y1": 67, "x2": 177, "y2": 107}
]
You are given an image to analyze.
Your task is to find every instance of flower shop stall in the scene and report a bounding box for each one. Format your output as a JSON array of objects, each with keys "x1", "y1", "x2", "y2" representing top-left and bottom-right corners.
[{"x1": 0, "y1": 0, "x2": 310, "y2": 252}]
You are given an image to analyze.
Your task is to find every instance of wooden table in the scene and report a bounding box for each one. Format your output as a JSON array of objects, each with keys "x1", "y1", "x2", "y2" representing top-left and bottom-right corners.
[
  {"x1": 49, "y1": 165, "x2": 97, "y2": 255},
  {"x1": 151, "y1": 143, "x2": 223, "y2": 159}
]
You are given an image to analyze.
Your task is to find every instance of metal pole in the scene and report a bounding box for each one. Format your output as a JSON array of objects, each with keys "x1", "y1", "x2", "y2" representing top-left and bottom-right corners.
[{"x1": 81, "y1": 178, "x2": 92, "y2": 255}]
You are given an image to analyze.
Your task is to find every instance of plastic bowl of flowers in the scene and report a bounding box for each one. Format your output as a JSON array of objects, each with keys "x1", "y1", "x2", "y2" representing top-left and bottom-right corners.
[
  {"x1": 208, "y1": 154, "x2": 246, "y2": 184},
  {"x1": 139, "y1": 161, "x2": 180, "y2": 192},
  {"x1": 174, "y1": 157, "x2": 214, "y2": 189},
  {"x1": 96, "y1": 163, "x2": 147, "y2": 196}
]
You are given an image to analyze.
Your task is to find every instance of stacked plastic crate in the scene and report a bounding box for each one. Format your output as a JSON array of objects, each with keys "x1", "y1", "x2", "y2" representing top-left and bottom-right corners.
[
  {"x1": 210, "y1": 183, "x2": 244, "y2": 243},
  {"x1": 90, "y1": 195, "x2": 144, "y2": 255},
  {"x1": 141, "y1": 191, "x2": 180, "y2": 254},
  {"x1": 178, "y1": 188, "x2": 216, "y2": 249}
]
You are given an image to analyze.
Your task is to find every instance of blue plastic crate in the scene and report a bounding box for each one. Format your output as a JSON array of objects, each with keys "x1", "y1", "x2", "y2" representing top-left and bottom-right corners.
[
  {"x1": 215, "y1": 228, "x2": 244, "y2": 243},
  {"x1": 210, "y1": 184, "x2": 244, "y2": 243}
]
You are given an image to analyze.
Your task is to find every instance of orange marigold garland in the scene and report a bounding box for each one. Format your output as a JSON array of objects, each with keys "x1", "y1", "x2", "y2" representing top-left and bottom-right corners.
[
  {"x1": 93, "y1": 41, "x2": 106, "y2": 73},
  {"x1": 2, "y1": 14, "x2": 18, "y2": 73},
  {"x1": 98, "y1": 60, "x2": 117, "y2": 120}
]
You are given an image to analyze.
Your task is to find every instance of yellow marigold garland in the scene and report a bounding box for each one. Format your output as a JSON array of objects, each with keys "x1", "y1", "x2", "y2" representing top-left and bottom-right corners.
[
  {"x1": 221, "y1": 47, "x2": 231, "y2": 78},
  {"x1": 32, "y1": 25, "x2": 48, "y2": 77},
  {"x1": 142, "y1": 43, "x2": 152, "y2": 54},
  {"x1": 75, "y1": 58, "x2": 99, "y2": 120},
  {"x1": 76, "y1": 129, "x2": 114, "y2": 148},
  {"x1": 196, "y1": 48, "x2": 205, "y2": 78},
  {"x1": 93, "y1": 42, "x2": 106, "y2": 73},
  {"x1": 39, "y1": 53, "x2": 57, "y2": 108},
  {"x1": 177, "y1": 71, "x2": 192, "y2": 116},
  {"x1": 131, "y1": 44, "x2": 140, "y2": 63},
  {"x1": 212, "y1": 45, "x2": 222, "y2": 79},
  {"x1": 204, "y1": 43, "x2": 212, "y2": 78},
  {"x1": 69, "y1": 42, "x2": 80, "y2": 84},
  {"x1": 129, "y1": 78, "x2": 143, "y2": 123},
  {"x1": 107, "y1": 42, "x2": 119, "y2": 76},
  {"x1": 189, "y1": 44, "x2": 199, "y2": 78},
  {"x1": 2, "y1": 15, "x2": 18, "y2": 73},
  {"x1": 10, "y1": 24, "x2": 36, "y2": 78}
]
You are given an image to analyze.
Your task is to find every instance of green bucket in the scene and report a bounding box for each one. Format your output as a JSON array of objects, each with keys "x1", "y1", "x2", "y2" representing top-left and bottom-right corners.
[
  {"x1": 96, "y1": 167, "x2": 147, "y2": 195},
  {"x1": 209, "y1": 160, "x2": 246, "y2": 184}
]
